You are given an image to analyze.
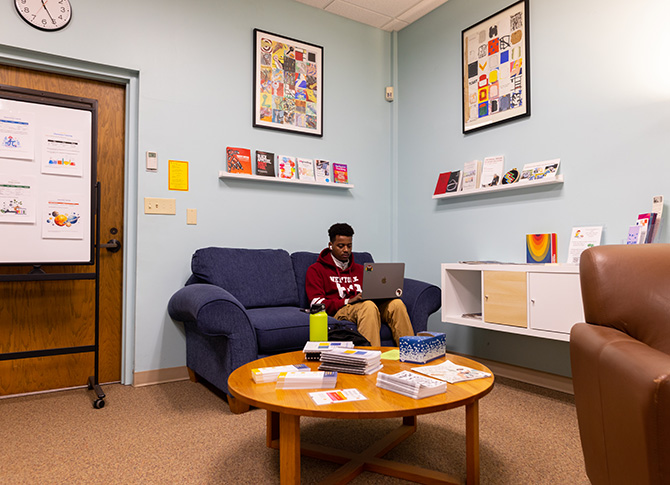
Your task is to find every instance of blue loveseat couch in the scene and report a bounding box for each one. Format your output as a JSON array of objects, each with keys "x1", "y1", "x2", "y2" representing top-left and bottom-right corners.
[{"x1": 167, "y1": 247, "x2": 441, "y2": 410}]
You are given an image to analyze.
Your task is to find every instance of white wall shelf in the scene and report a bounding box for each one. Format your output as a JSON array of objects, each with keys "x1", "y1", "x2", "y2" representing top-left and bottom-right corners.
[
  {"x1": 433, "y1": 175, "x2": 563, "y2": 200},
  {"x1": 218, "y1": 171, "x2": 353, "y2": 189}
]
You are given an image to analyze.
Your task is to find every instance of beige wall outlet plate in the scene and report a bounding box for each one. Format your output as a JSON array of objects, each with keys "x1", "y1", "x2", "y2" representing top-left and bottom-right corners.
[{"x1": 144, "y1": 197, "x2": 176, "y2": 215}]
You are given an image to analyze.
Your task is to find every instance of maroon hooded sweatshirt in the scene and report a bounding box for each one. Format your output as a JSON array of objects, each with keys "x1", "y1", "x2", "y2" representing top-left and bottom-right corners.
[{"x1": 305, "y1": 248, "x2": 364, "y2": 316}]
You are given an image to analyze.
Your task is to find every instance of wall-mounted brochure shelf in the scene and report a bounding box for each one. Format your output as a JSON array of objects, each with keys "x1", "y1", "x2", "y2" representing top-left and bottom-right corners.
[
  {"x1": 433, "y1": 175, "x2": 563, "y2": 200},
  {"x1": 218, "y1": 171, "x2": 353, "y2": 189}
]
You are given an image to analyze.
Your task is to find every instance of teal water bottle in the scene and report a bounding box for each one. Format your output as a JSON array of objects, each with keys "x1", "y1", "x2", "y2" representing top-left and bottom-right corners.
[{"x1": 309, "y1": 303, "x2": 328, "y2": 341}]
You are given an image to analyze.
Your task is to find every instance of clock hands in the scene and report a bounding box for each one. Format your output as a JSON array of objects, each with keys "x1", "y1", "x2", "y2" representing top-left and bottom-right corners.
[{"x1": 39, "y1": 0, "x2": 56, "y2": 24}]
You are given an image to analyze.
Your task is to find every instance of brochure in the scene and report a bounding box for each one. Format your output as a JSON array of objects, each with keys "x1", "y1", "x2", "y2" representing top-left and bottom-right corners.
[
  {"x1": 566, "y1": 226, "x2": 603, "y2": 264},
  {"x1": 308, "y1": 388, "x2": 367, "y2": 405},
  {"x1": 411, "y1": 360, "x2": 491, "y2": 384}
]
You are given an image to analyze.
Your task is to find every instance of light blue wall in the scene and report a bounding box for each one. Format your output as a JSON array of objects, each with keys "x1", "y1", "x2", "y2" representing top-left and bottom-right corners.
[
  {"x1": 0, "y1": 0, "x2": 394, "y2": 377},
  {"x1": 4, "y1": 0, "x2": 668, "y2": 380},
  {"x1": 397, "y1": 0, "x2": 670, "y2": 375}
]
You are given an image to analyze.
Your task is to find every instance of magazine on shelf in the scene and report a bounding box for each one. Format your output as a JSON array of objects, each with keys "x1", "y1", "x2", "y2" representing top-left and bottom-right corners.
[
  {"x1": 297, "y1": 158, "x2": 315, "y2": 181},
  {"x1": 315, "y1": 159, "x2": 331, "y2": 183},
  {"x1": 333, "y1": 163, "x2": 349, "y2": 184},
  {"x1": 461, "y1": 160, "x2": 482, "y2": 191},
  {"x1": 519, "y1": 159, "x2": 560, "y2": 183},
  {"x1": 255, "y1": 150, "x2": 275, "y2": 177},
  {"x1": 480, "y1": 156, "x2": 504, "y2": 187},
  {"x1": 277, "y1": 155, "x2": 297, "y2": 180},
  {"x1": 411, "y1": 360, "x2": 491, "y2": 384},
  {"x1": 226, "y1": 147, "x2": 252, "y2": 174},
  {"x1": 434, "y1": 171, "x2": 452, "y2": 195},
  {"x1": 445, "y1": 170, "x2": 461, "y2": 193}
]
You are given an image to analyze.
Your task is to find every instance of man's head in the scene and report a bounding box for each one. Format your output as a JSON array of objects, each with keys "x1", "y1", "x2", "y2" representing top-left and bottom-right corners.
[{"x1": 328, "y1": 223, "x2": 354, "y2": 263}]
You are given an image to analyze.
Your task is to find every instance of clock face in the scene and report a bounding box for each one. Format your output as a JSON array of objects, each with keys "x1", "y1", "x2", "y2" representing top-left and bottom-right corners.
[{"x1": 15, "y1": 0, "x2": 72, "y2": 32}]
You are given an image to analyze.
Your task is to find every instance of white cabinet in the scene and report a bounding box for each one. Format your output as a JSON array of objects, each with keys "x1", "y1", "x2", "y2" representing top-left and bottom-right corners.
[{"x1": 441, "y1": 263, "x2": 584, "y2": 342}]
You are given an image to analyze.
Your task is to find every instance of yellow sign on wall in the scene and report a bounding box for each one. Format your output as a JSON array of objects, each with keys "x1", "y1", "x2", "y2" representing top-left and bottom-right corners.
[{"x1": 168, "y1": 160, "x2": 188, "y2": 191}]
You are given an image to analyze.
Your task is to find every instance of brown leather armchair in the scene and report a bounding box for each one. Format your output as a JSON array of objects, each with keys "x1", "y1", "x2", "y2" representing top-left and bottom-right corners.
[{"x1": 571, "y1": 244, "x2": 670, "y2": 485}]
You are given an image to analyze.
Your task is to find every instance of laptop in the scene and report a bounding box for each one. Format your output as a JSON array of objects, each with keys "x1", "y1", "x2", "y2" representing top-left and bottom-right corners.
[{"x1": 361, "y1": 262, "x2": 405, "y2": 300}]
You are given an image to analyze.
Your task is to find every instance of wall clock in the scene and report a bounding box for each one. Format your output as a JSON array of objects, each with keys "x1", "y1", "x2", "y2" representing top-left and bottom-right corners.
[{"x1": 15, "y1": 0, "x2": 72, "y2": 31}]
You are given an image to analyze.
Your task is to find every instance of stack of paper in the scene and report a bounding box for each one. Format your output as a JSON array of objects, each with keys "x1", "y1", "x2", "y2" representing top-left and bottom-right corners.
[
  {"x1": 318, "y1": 348, "x2": 383, "y2": 375},
  {"x1": 275, "y1": 371, "x2": 338, "y2": 390},
  {"x1": 411, "y1": 360, "x2": 491, "y2": 384},
  {"x1": 303, "y1": 341, "x2": 355, "y2": 361},
  {"x1": 376, "y1": 370, "x2": 446, "y2": 399},
  {"x1": 251, "y1": 364, "x2": 310, "y2": 384}
]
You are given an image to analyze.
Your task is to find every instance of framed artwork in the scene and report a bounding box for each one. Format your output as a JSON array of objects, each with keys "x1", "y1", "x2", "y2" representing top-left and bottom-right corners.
[
  {"x1": 462, "y1": 0, "x2": 530, "y2": 134},
  {"x1": 253, "y1": 29, "x2": 323, "y2": 137}
]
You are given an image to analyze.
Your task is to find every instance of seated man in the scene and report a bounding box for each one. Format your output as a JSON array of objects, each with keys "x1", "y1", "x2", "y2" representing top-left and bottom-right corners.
[{"x1": 305, "y1": 222, "x2": 414, "y2": 347}]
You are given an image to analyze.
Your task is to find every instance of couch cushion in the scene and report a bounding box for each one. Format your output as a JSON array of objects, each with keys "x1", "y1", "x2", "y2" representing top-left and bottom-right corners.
[
  {"x1": 191, "y1": 247, "x2": 299, "y2": 308},
  {"x1": 291, "y1": 251, "x2": 375, "y2": 309},
  {"x1": 249, "y1": 307, "x2": 311, "y2": 354}
]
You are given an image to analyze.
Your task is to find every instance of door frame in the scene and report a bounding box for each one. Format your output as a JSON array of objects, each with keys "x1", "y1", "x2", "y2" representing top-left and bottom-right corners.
[{"x1": 0, "y1": 44, "x2": 139, "y2": 385}]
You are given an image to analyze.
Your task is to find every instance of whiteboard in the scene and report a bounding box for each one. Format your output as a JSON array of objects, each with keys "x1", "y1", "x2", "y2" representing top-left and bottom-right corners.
[{"x1": 0, "y1": 87, "x2": 96, "y2": 265}]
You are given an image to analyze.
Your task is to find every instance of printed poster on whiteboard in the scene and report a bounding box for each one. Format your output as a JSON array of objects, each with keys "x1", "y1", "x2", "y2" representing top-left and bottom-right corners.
[
  {"x1": 42, "y1": 194, "x2": 84, "y2": 239},
  {"x1": 41, "y1": 130, "x2": 84, "y2": 177},
  {"x1": 0, "y1": 175, "x2": 36, "y2": 223},
  {"x1": 0, "y1": 110, "x2": 35, "y2": 160}
]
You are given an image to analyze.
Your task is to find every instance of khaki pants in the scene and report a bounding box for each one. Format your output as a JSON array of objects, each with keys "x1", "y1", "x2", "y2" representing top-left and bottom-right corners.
[{"x1": 334, "y1": 299, "x2": 414, "y2": 347}]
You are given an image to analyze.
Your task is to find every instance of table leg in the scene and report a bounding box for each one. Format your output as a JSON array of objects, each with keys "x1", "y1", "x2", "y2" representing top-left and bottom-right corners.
[
  {"x1": 465, "y1": 400, "x2": 480, "y2": 485},
  {"x1": 279, "y1": 413, "x2": 301, "y2": 485}
]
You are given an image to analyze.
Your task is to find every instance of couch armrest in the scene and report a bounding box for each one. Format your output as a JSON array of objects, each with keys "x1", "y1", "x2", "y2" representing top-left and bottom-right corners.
[
  {"x1": 168, "y1": 283, "x2": 255, "y2": 339},
  {"x1": 401, "y1": 278, "x2": 441, "y2": 334},
  {"x1": 571, "y1": 322, "x2": 670, "y2": 484}
]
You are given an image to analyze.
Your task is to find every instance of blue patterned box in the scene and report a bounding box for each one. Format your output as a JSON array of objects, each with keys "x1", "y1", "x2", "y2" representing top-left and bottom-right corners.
[{"x1": 399, "y1": 332, "x2": 446, "y2": 364}]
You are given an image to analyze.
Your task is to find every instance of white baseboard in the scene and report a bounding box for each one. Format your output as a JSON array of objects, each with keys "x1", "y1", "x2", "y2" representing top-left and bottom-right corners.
[
  {"x1": 452, "y1": 353, "x2": 574, "y2": 395},
  {"x1": 133, "y1": 366, "x2": 190, "y2": 387}
]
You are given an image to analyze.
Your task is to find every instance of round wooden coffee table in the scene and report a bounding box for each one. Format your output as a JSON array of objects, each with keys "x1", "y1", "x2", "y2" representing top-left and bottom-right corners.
[{"x1": 228, "y1": 348, "x2": 494, "y2": 484}]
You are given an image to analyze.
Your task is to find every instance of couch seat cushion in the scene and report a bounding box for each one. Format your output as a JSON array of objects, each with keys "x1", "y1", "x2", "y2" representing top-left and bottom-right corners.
[{"x1": 249, "y1": 307, "x2": 311, "y2": 354}]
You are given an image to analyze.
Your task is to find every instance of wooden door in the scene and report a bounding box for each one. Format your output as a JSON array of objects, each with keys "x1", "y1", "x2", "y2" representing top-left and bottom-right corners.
[{"x1": 0, "y1": 65, "x2": 125, "y2": 395}]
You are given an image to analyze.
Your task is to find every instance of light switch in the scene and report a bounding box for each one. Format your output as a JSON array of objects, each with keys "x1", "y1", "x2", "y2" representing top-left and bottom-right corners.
[
  {"x1": 187, "y1": 208, "x2": 197, "y2": 225},
  {"x1": 144, "y1": 197, "x2": 176, "y2": 214}
]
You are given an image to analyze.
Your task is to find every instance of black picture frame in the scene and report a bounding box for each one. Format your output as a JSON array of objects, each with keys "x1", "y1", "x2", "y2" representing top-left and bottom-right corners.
[
  {"x1": 253, "y1": 29, "x2": 323, "y2": 137},
  {"x1": 461, "y1": 0, "x2": 530, "y2": 134}
]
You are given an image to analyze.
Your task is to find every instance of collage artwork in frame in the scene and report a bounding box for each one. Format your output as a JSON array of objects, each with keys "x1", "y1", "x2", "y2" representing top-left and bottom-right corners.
[
  {"x1": 462, "y1": 0, "x2": 530, "y2": 133},
  {"x1": 253, "y1": 29, "x2": 323, "y2": 137}
]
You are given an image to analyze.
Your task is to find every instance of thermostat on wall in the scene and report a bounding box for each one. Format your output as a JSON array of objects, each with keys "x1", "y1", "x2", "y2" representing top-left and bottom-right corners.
[{"x1": 146, "y1": 151, "x2": 158, "y2": 171}]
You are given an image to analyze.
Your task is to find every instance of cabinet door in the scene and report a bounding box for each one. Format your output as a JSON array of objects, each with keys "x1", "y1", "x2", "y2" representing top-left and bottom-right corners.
[
  {"x1": 528, "y1": 273, "x2": 584, "y2": 334},
  {"x1": 483, "y1": 271, "x2": 527, "y2": 327}
]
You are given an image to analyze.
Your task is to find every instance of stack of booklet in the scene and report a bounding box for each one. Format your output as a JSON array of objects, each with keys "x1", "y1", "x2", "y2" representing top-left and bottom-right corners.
[
  {"x1": 376, "y1": 370, "x2": 447, "y2": 399},
  {"x1": 251, "y1": 364, "x2": 310, "y2": 384},
  {"x1": 318, "y1": 348, "x2": 383, "y2": 375},
  {"x1": 303, "y1": 341, "x2": 355, "y2": 361},
  {"x1": 275, "y1": 371, "x2": 338, "y2": 390}
]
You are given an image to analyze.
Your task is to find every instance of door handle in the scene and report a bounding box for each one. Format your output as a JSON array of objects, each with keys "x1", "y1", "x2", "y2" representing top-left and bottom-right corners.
[{"x1": 100, "y1": 239, "x2": 121, "y2": 253}]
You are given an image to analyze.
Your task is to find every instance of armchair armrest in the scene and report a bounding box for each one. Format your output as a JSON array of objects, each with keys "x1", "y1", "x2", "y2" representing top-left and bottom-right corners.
[
  {"x1": 168, "y1": 283, "x2": 256, "y2": 340},
  {"x1": 401, "y1": 278, "x2": 441, "y2": 334},
  {"x1": 571, "y1": 322, "x2": 670, "y2": 483}
]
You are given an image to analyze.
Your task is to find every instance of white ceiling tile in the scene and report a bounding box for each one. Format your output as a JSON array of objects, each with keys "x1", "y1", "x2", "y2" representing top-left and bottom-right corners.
[
  {"x1": 398, "y1": 0, "x2": 449, "y2": 24},
  {"x1": 344, "y1": 0, "x2": 423, "y2": 18},
  {"x1": 294, "y1": 0, "x2": 450, "y2": 32},
  {"x1": 381, "y1": 18, "x2": 410, "y2": 32},
  {"x1": 325, "y1": 0, "x2": 393, "y2": 29},
  {"x1": 294, "y1": 0, "x2": 335, "y2": 8}
]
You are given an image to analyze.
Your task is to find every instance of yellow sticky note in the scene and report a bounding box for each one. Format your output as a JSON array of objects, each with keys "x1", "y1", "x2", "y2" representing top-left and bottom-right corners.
[{"x1": 168, "y1": 160, "x2": 189, "y2": 191}]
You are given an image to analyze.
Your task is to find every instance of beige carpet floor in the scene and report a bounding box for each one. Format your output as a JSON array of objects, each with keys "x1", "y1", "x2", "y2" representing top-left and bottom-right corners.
[{"x1": 1, "y1": 376, "x2": 589, "y2": 484}]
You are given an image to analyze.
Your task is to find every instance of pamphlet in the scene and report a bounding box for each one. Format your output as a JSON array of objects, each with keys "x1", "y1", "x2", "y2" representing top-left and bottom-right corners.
[
  {"x1": 308, "y1": 388, "x2": 367, "y2": 405},
  {"x1": 411, "y1": 360, "x2": 491, "y2": 384},
  {"x1": 566, "y1": 226, "x2": 603, "y2": 264},
  {"x1": 519, "y1": 159, "x2": 560, "y2": 182}
]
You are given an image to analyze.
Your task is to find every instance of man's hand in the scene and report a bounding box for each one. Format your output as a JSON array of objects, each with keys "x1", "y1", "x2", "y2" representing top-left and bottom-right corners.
[{"x1": 348, "y1": 293, "x2": 364, "y2": 304}]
